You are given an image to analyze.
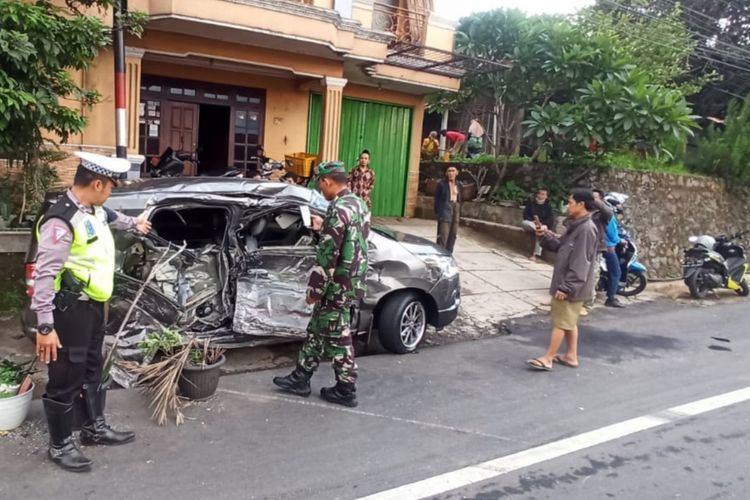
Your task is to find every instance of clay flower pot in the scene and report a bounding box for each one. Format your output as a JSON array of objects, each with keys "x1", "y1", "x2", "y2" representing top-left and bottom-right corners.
[
  {"x1": 178, "y1": 355, "x2": 226, "y2": 400},
  {"x1": 424, "y1": 178, "x2": 440, "y2": 197},
  {"x1": 460, "y1": 182, "x2": 478, "y2": 201}
]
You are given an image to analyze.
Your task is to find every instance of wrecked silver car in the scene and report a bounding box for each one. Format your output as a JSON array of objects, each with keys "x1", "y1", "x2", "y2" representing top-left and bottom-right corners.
[{"x1": 22, "y1": 178, "x2": 460, "y2": 358}]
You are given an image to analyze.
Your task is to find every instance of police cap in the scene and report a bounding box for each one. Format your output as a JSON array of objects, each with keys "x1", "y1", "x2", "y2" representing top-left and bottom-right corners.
[{"x1": 75, "y1": 152, "x2": 130, "y2": 185}]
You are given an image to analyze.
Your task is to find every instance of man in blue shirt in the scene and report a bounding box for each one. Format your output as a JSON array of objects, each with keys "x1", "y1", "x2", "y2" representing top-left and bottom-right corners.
[{"x1": 604, "y1": 212, "x2": 625, "y2": 308}]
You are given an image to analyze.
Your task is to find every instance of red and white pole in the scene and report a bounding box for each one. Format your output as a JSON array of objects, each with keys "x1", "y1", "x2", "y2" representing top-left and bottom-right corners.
[{"x1": 113, "y1": 0, "x2": 128, "y2": 159}]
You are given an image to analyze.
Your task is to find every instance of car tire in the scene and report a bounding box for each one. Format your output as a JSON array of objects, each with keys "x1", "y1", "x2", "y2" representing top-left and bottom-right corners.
[{"x1": 378, "y1": 292, "x2": 427, "y2": 354}]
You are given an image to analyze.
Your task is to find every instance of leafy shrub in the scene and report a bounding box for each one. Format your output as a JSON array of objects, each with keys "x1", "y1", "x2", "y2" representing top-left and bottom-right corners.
[
  {"x1": 491, "y1": 180, "x2": 527, "y2": 204},
  {"x1": 688, "y1": 96, "x2": 750, "y2": 190}
]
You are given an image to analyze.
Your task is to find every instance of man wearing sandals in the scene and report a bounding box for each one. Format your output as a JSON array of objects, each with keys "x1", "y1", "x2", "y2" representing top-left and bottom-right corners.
[{"x1": 527, "y1": 188, "x2": 598, "y2": 371}]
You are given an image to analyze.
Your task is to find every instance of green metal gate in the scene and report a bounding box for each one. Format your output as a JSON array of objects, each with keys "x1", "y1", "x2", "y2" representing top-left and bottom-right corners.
[{"x1": 306, "y1": 93, "x2": 412, "y2": 217}]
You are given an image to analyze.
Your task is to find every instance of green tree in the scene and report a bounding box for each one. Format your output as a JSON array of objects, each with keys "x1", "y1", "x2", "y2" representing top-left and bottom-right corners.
[
  {"x1": 0, "y1": 0, "x2": 145, "y2": 220},
  {"x1": 593, "y1": 0, "x2": 750, "y2": 118},
  {"x1": 523, "y1": 69, "x2": 697, "y2": 160},
  {"x1": 688, "y1": 95, "x2": 750, "y2": 189},
  {"x1": 579, "y1": 1, "x2": 717, "y2": 95}
]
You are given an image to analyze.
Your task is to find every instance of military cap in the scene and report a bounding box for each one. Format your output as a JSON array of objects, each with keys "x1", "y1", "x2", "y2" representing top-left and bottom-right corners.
[
  {"x1": 317, "y1": 161, "x2": 347, "y2": 177},
  {"x1": 75, "y1": 152, "x2": 130, "y2": 185}
]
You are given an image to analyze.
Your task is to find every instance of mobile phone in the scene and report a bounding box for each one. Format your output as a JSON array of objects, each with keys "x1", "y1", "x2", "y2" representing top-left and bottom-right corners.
[{"x1": 533, "y1": 215, "x2": 542, "y2": 229}]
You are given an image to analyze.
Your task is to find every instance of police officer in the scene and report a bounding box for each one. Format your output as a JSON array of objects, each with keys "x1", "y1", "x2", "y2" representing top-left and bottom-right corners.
[
  {"x1": 273, "y1": 161, "x2": 370, "y2": 407},
  {"x1": 32, "y1": 152, "x2": 151, "y2": 472}
]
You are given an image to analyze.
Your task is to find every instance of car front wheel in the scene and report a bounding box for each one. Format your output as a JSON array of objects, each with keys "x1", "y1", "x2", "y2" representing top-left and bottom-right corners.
[{"x1": 378, "y1": 292, "x2": 427, "y2": 354}]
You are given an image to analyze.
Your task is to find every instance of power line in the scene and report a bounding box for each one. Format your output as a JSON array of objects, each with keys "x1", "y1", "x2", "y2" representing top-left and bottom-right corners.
[
  {"x1": 650, "y1": 0, "x2": 750, "y2": 50},
  {"x1": 600, "y1": 0, "x2": 750, "y2": 64},
  {"x1": 600, "y1": 19, "x2": 750, "y2": 75}
]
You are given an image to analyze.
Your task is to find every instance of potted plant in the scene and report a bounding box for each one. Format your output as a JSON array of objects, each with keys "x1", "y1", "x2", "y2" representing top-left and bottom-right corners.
[
  {"x1": 124, "y1": 335, "x2": 225, "y2": 425},
  {"x1": 178, "y1": 340, "x2": 226, "y2": 401},
  {"x1": 423, "y1": 178, "x2": 440, "y2": 196},
  {"x1": 0, "y1": 358, "x2": 36, "y2": 431},
  {"x1": 137, "y1": 328, "x2": 183, "y2": 362}
]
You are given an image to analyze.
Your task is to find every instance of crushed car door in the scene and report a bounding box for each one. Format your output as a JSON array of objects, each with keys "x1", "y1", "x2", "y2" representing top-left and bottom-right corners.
[
  {"x1": 232, "y1": 204, "x2": 318, "y2": 339},
  {"x1": 109, "y1": 197, "x2": 243, "y2": 355}
]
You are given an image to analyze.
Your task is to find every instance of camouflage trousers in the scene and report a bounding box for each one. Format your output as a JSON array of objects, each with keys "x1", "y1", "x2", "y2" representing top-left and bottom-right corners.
[{"x1": 297, "y1": 302, "x2": 357, "y2": 384}]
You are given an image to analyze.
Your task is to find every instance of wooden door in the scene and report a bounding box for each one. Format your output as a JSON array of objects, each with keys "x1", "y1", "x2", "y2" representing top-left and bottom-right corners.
[{"x1": 162, "y1": 101, "x2": 199, "y2": 176}]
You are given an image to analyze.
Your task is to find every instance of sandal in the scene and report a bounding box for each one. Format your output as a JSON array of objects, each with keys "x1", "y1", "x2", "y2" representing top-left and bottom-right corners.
[
  {"x1": 526, "y1": 358, "x2": 552, "y2": 371},
  {"x1": 553, "y1": 355, "x2": 579, "y2": 368}
]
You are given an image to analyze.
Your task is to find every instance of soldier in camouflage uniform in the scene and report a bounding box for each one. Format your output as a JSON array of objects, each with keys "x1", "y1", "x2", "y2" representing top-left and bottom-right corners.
[{"x1": 273, "y1": 161, "x2": 370, "y2": 407}]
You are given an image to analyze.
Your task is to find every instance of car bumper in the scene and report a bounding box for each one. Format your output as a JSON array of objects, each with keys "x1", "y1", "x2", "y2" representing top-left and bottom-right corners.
[{"x1": 432, "y1": 275, "x2": 460, "y2": 328}]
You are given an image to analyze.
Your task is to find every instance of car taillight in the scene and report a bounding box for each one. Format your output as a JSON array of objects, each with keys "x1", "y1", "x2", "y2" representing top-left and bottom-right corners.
[{"x1": 25, "y1": 263, "x2": 35, "y2": 297}]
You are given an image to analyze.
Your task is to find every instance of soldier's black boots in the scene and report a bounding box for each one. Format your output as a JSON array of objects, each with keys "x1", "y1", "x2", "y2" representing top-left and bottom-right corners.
[
  {"x1": 43, "y1": 397, "x2": 92, "y2": 473},
  {"x1": 79, "y1": 384, "x2": 135, "y2": 446},
  {"x1": 272, "y1": 367, "x2": 312, "y2": 397},
  {"x1": 320, "y1": 382, "x2": 358, "y2": 408}
]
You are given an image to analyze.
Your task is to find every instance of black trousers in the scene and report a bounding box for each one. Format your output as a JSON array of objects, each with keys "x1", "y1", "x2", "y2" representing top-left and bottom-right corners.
[
  {"x1": 437, "y1": 201, "x2": 460, "y2": 253},
  {"x1": 46, "y1": 298, "x2": 105, "y2": 404}
]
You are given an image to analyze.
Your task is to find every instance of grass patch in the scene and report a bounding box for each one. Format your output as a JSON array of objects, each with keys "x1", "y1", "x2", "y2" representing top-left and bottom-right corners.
[
  {"x1": 598, "y1": 152, "x2": 694, "y2": 175},
  {"x1": 0, "y1": 286, "x2": 23, "y2": 316}
]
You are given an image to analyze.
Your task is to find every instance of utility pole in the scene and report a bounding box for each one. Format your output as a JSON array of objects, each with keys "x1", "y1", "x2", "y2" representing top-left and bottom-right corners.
[{"x1": 113, "y1": 0, "x2": 127, "y2": 159}]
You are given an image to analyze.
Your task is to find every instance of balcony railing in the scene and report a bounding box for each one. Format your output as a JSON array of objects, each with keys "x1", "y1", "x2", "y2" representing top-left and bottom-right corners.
[{"x1": 372, "y1": 1, "x2": 429, "y2": 46}]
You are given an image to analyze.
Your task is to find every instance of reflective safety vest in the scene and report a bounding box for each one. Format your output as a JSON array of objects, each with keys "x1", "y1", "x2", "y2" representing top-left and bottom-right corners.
[{"x1": 36, "y1": 197, "x2": 115, "y2": 302}]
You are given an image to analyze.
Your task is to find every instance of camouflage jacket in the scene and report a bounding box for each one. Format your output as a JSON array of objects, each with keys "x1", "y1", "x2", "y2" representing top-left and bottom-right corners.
[{"x1": 307, "y1": 189, "x2": 371, "y2": 307}]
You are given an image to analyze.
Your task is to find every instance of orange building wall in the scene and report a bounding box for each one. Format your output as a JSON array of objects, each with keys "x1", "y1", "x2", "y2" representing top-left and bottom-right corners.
[{"x1": 140, "y1": 60, "x2": 310, "y2": 161}]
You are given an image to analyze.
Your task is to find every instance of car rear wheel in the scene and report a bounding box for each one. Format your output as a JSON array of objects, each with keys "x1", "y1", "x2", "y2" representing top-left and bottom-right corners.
[{"x1": 378, "y1": 293, "x2": 427, "y2": 354}]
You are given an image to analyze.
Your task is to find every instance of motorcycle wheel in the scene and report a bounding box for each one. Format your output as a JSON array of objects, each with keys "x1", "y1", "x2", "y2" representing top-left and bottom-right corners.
[
  {"x1": 687, "y1": 269, "x2": 710, "y2": 299},
  {"x1": 738, "y1": 279, "x2": 749, "y2": 297},
  {"x1": 618, "y1": 271, "x2": 647, "y2": 297}
]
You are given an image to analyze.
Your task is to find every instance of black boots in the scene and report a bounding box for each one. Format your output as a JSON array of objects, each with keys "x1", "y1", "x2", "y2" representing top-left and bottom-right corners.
[
  {"x1": 605, "y1": 298, "x2": 626, "y2": 308},
  {"x1": 79, "y1": 384, "x2": 135, "y2": 446},
  {"x1": 273, "y1": 368, "x2": 358, "y2": 407},
  {"x1": 320, "y1": 382, "x2": 358, "y2": 408},
  {"x1": 43, "y1": 397, "x2": 92, "y2": 473},
  {"x1": 273, "y1": 367, "x2": 312, "y2": 397}
]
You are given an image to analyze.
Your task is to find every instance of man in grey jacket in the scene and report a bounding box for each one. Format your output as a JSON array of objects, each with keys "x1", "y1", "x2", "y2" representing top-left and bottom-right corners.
[{"x1": 527, "y1": 188, "x2": 599, "y2": 371}]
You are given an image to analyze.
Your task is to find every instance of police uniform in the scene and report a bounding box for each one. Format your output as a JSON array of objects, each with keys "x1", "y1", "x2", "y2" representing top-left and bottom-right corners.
[
  {"x1": 273, "y1": 162, "x2": 370, "y2": 407},
  {"x1": 31, "y1": 152, "x2": 138, "y2": 472}
]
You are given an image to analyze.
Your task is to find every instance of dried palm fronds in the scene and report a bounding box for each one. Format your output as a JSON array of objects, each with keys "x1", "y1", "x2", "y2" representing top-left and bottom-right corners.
[
  {"x1": 189, "y1": 338, "x2": 226, "y2": 367},
  {"x1": 121, "y1": 338, "x2": 197, "y2": 426}
]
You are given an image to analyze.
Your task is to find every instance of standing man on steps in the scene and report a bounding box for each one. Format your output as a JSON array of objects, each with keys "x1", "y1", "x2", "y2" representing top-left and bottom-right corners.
[
  {"x1": 32, "y1": 152, "x2": 151, "y2": 472},
  {"x1": 273, "y1": 161, "x2": 370, "y2": 407}
]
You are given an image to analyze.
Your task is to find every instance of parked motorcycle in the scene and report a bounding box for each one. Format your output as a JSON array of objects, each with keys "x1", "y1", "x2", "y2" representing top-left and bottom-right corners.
[
  {"x1": 683, "y1": 231, "x2": 749, "y2": 299},
  {"x1": 147, "y1": 148, "x2": 192, "y2": 177},
  {"x1": 597, "y1": 228, "x2": 648, "y2": 297}
]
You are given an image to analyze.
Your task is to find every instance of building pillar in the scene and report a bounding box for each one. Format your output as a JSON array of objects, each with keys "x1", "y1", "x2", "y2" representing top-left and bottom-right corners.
[
  {"x1": 319, "y1": 76, "x2": 347, "y2": 162},
  {"x1": 125, "y1": 47, "x2": 145, "y2": 153},
  {"x1": 404, "y1": 98, "x2": 426, "y2": 218}
]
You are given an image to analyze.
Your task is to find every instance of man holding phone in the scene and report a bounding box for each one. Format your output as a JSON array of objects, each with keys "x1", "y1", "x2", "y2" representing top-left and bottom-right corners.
[
  {"x1": 273, "y1": 161, "x2": 370, "y2": 408},
  {"x1": 522, "y1": 188, "x2": 555, "y2": 261}
]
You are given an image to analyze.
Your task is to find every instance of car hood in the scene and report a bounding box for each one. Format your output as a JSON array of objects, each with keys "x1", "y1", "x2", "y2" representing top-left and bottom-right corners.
[{"x1": 371, "y1": 226, "x2": 450, "y2": 256}]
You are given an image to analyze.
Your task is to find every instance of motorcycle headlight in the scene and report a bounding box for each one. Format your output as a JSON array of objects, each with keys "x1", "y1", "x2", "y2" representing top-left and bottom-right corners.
[{"x1": 419, "y1": 254, "x2": 460, "y2": 280}]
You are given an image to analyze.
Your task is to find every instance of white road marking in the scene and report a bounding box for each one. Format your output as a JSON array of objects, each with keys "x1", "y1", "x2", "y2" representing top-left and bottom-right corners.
[
  {"x1": 356, "y1": 385, "x2": 750, "y2": 500},
  {"x1": 218, "y1": 388, "x2": 523, "y2": 444}
]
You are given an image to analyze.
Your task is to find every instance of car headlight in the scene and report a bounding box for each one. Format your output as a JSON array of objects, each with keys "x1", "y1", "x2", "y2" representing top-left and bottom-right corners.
[{"x1": 419, "y1": 254, "x2": 459, "y2": 280}]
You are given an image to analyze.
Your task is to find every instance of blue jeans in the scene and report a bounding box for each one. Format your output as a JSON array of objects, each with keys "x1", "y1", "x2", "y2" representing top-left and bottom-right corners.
[{"x1": 604, "y1": 250, "x2": 621, "y2": 301}]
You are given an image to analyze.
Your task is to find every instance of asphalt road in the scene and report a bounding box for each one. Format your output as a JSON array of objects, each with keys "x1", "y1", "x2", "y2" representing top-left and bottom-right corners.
[{"x1": 1, "y1": 299, "x2": 748, "y2": 500}]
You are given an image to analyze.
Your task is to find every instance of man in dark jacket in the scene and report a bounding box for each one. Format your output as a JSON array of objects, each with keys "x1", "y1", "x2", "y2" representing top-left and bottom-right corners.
[
  {"x1": 527, "y1": 188, "x2": 599, "y2": 371},
  {"x1": 434, "y1": 166, "x2": 462, "y2": 253},
  {"x1": 521, "y1": 188, "x2": 555, "y2": 261}
]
